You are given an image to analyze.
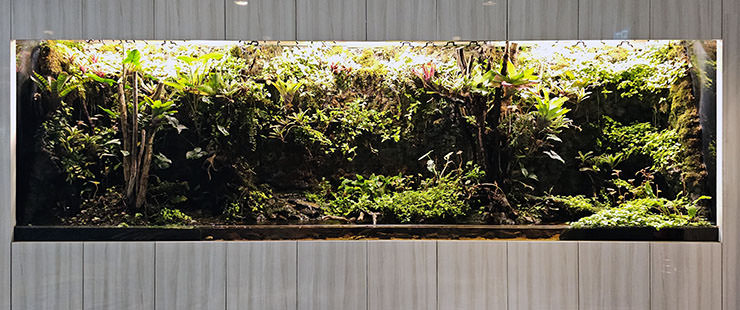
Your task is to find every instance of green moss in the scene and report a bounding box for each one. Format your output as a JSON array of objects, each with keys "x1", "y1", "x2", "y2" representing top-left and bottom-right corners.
[
  {"x1": 353, "y1": 49, "x2": 380, "y2": 68},
  {"x1": 570, "y1": 197, "x2": 711, "y2": 229},
  {"x1": 549, "y1": 195, "x2": 604, "y2": 214},
  {"x1": 222, "y1": 184, "x2": 273, "y2": 223},
  {"x1": 97, "y1": 44, "x2": 121, "y2": 54},
  {"x1": 152, "y1": 208, "x2": 193, "y2": 226},
  {"x1": 668, "y1": 79, "x2": 707, "y2": 196},
  {"x1": 147, "y1": 181, "x2": 189, "y2": 208},
  {"x1": 322, "y1": 181, "x2": 468, "y2": 224}
]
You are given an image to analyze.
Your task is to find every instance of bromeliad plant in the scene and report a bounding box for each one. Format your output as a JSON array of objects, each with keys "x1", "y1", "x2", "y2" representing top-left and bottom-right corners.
[
  {"x1": 533, "y1": 89, "x2": 571, "y2": 130},
  {"x1": 412, "y1": 62, "x2": 436, "y2": 84},
  {"x1": 269, "y1": 78, "x2": 304, "y2": 108},
  {"x1": 164, "y1": 52, "x2": 224, "y2": 95}
]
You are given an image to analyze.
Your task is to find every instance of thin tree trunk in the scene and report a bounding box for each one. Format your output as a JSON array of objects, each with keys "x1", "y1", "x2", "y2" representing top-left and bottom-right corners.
[
  {"x1": 80, "y1": 97, "x2": 94, "y2": 129},
  {"x1": 135, "y1": 128, "x2": 146, "y2": 187},
  {"x1": 486, "y1": 42, "x2": 512, "y2": 183},
  {"x1": 453, "y1": 104, "x2": 479, "y2": 164},
  {"x1": 125, "y1": 72, "x2": 140, "y2": 206},
  {"x1": 474, "y1": 98, "x2": 489, "y2": 174},
  {"x1": 136, "y1": 128, "x2": 156, "y2": 210},
  {"x1": 118, "y1": 66, "x2": 130, "y2": 185},
  {"x1": 134, "y1": 83, "x2": 165, "y2": 210},
  {"x1": 453, "y1": 48, "x2": 487, "y2": 169},
  {"x1": 132, "y1": 71, "x2": 139, "y2": 169}
]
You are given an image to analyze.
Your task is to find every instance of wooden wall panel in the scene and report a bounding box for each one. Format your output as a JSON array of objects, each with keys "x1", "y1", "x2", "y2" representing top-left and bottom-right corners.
[
  {"x1": 226, "y1": 241, "x2": 297, "y2": 310},
  {"x1": 2, "y1": 1, "x2": 735, "y2": 309},
  {"x1": 651, "y1": 242, "x2": 721, "y2": 310},
  {"x1": 155, "y1": 242, "x2": 226, "y2": 310},
  {"x1": 437, "y1": 241, "x2": 507, "y2": 310},
  {"x1": 436, "y1": 0, "x2": 507, "y2": 41},
  {"x1": 82, "y1": 0, "x2": 154, "y2": 39},
  {"x1": 153, "y1": 0, "x2": 225, "y2": 40},
  {"x1": 11, "y1": 0, "x2": 83, "y2": 39},
  {"x1": 226, "y1": 0, "x2": 296, "y2": 40},
  {"x1": 507, "y1": 242, "x2": 578, "y2": 310},
  {"x1": 723, "y1": 1, "x2": 740, "y2": 309},
  {"x1": 83, "y1": 242, "x2": 155, "y2": 310},
  {"x1": 11, "y1": 242, "x2": 83, "y2": 310},
  {"x1": 651, "y1": 0, "x2": 721, "y2": 39},
  {"x1": 297, "y1": 241, "x2": 366, "y2": 310},
  {"x1": 578, "y1": 242, "x2": 650, "y2": 310},
  {"x1": 367, "y1": 0, "x2": 436, "y2": 41},
  {"x1": 578, "y1": 0, "x2": 650, "y2": 39},
  {"x1": 296, "y1": 0, "x2": 366, "y2": 41},
  {"x1": 508, "y1": 0, "x2": 578, "y2": 40},
  {"x1": 367, "y1": 241, "x2": 436, "y2": 310},
  {"x1": 0, "y1": 2, "x2": 11, "y2": 310}
]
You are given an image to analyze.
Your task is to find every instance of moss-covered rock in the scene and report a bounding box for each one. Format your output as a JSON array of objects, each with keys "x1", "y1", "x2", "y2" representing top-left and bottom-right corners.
[
  {"x1": 668, "y1": 78, "x2": 708, "y2": 200},
  {"x1": 36, "y1": 43, "x2": 64, "y2": 77}
]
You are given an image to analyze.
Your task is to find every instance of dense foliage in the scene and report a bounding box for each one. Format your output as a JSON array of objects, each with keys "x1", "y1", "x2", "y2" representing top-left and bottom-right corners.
[{"x1": 16, "y1": 40, "x2": 716, "y2": 228}]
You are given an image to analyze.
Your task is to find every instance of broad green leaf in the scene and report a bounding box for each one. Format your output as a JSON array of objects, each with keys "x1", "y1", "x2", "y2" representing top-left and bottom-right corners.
[
  {"x1": 154, "y1": 153, "x2": 172, "y2": 169},
  {"x1": 417, "y1": 150, "x2": 433, "y2": 161},
  {"x1": 104, "y1": 138, "x2": 121, "y2": 145},
  {"x1": 99, "y1": 106, "x2": 118, "y2": 118},
  {"x1": 123, "y1": 49, "x2": 141, "y2": 68},
  {"x1": 176, "y1": 55, "x2": 197, "y2": 64},
  {"x1": 169, "y1": 195, "x2": 188, "y2": 204},
  {"x1": 544, "y1": 150, "x2": 565, "y2": 164},
  {"x1": 199, "y1": 52, "x2": 223, "y2": 61},
  {"x1": 186, "y1": 147, "x2": 206, "y2": 160},
  {"x1": 217, "y1": 125, "x2": 230, "y2": 136},
  {"x1": 687, "y1": 206, "x2": 698, "y2": 219},
  {"x1": 163, "y1": 115, "x2": 187, "y2": 134},
  {"x1": 546, "y1": 134, "x2": 562, "y2": 143},
  {"x1": 86, "y1": 73, "x2": 115, "y2": 86},
  {"x1": 163, "y1": 80, "x2": 186, "y2": 91},
  {"x1": 506, "y1": 61, "x2": 516, "y2": 76}
]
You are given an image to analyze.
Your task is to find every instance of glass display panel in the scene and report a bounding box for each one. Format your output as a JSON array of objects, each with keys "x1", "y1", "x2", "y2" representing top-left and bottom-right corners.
[{"x1": 13, "y1": 40, "x2": 719, "y2": 240}]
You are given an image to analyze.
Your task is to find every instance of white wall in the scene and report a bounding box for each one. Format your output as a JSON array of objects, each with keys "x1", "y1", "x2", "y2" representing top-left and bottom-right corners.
[{"x1": 2, "y1": 0, "x2": 735, "y2": 309}]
